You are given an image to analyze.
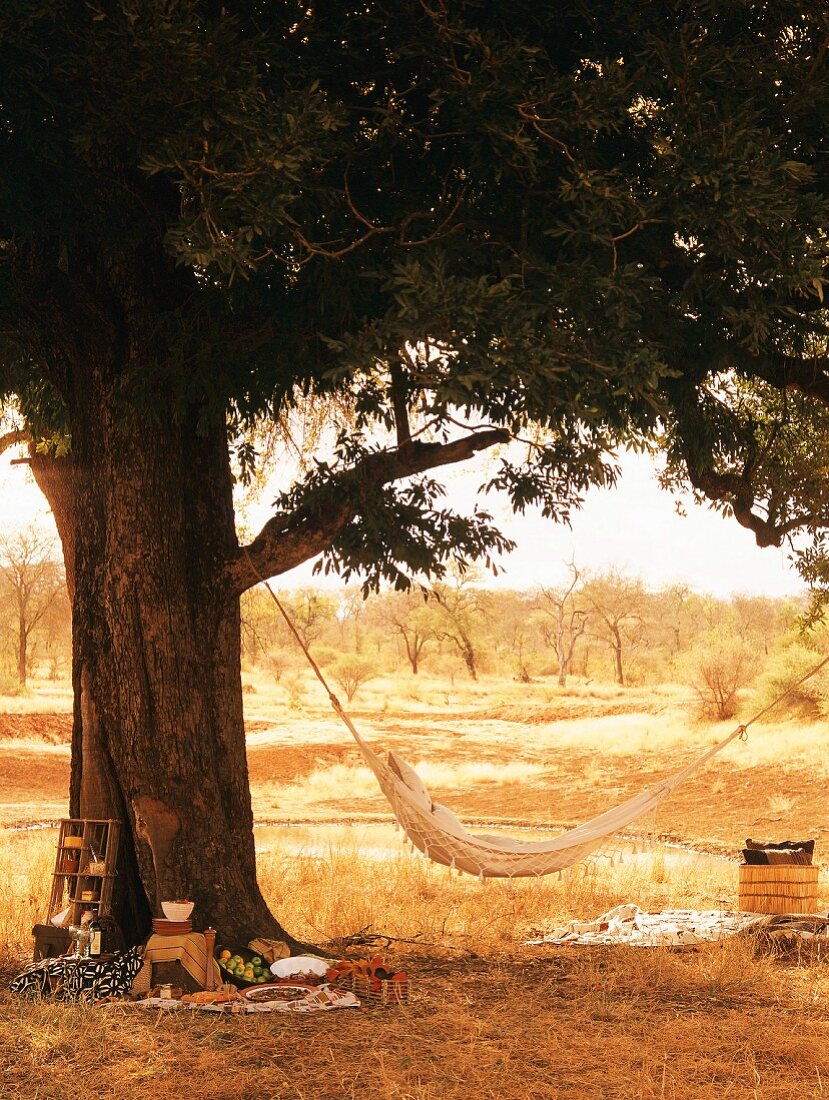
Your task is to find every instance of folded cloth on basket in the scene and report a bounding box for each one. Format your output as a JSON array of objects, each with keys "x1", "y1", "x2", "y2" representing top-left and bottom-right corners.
[
  {"x1": 743, "y1": 839, "x2": 815, "y2": 865},
  {"x1": 742, "y1": 848, "x2": 812, "y2": 865},
  {"x1": 526, "y1": 904, "x2": 762, "y2": 947}
]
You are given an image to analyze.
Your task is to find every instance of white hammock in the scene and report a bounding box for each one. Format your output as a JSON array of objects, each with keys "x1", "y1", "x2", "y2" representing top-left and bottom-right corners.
[{"x1": 334, "y1": 697, "x2": 746, "y2": 879}]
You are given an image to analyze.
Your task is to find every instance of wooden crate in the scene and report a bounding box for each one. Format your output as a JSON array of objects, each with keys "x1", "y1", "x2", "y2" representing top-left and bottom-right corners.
[{"x1": 738, "y1": 864, "x2": 819, "y2": 915}]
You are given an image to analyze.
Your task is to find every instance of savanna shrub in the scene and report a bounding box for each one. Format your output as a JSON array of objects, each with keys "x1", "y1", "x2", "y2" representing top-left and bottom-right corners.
[
  {"x1": 750, "y1": 639, "x2": 829, "y2": 721},
  {"x1": 331, "y1": 655, "x2": 377, "y2": 702},
  {"x1": 681, "y1": 631, "x2": 757, "y2": 720}
]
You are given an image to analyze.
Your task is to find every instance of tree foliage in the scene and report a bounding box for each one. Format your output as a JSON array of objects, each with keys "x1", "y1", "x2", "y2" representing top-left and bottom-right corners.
[{"x1": 1, "y1": 2, "x2": 825, "y2": 589}]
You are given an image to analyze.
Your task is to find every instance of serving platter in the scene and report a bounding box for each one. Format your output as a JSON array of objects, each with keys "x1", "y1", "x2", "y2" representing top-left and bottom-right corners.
[{"x1": 241, "y1": 982, "x2": 317, "y2": 1003}]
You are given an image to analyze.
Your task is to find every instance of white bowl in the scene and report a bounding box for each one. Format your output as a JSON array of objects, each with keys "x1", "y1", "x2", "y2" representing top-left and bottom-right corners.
[{"x1": 161, "y1": 900, "x2": 194, "y2": 922}]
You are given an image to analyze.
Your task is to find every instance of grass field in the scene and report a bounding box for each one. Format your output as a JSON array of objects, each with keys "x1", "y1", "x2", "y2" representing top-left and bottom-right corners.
[{"x1": 1, "y1": 671, "x2": 829, "y2": 1099}]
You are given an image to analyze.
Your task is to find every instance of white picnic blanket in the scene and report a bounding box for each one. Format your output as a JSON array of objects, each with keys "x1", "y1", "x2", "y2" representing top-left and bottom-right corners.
[
  {"x1": 135, "y1": 984, "x2": 360, "y2": 1014},
  {"x1": 527, "y1": 904, "x2": 761, "y2": 947}
]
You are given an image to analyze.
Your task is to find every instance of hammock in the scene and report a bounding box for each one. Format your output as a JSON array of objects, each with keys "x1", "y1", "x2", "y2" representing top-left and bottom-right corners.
[
  {"x1": 327, "y1": 694, "x2": 745, "y2": 878},
  {"x1": 251, "y1": 562, "x2": 829, "y2": 879}
]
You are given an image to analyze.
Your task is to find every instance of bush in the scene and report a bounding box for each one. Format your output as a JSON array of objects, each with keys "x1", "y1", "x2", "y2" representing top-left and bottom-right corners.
[
  {"x1": 331, "y1": 655, "x2": 377, "y2": 702},
  {"x1": 750, "y1": 640, "x2": 829, "y2": 722},
  {"x1": 682, "y1": 631, "x2": 757, "y2": 720}
]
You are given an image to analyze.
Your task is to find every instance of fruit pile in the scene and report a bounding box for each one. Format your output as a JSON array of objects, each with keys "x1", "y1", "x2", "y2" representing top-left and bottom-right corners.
[{"x1": 216, "y1": 949, "x2": 270, "y2": 985}]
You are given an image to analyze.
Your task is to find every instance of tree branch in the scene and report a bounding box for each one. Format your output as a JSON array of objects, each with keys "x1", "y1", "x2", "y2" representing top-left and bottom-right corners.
[
  {"x1": 0, "y1": 429, "x2": 29, "y2": 456},
  {"x1": 228, "y1": 428, "x2": 509, "y2": 594}
]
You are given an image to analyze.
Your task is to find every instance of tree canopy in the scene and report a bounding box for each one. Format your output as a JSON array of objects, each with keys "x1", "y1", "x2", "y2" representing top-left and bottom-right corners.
[{"x1": 1, "y1": 1, "x2": 824, "y2": 590}]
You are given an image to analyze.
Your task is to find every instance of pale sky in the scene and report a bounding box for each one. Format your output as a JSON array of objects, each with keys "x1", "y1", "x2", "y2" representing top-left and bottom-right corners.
[{"x1": 0, "y1": 445, "x2": 804, "y2": 598}]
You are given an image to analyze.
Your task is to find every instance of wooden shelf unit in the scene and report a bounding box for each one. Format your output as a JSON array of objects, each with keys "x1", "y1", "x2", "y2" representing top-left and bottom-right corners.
[{"x1": 47, "y1": 818, "x2": 121, "y2": 929}]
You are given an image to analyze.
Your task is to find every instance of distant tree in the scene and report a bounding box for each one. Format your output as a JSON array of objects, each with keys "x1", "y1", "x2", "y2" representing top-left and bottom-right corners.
[
  {"x1": 331, "y1": 654, "x2": 377, "y2": 703},
  {"x1": 0, "y1": 528, "x2": 65, "y2": 686},
  {"x1": 489, "y1": 589, "x2": 537, "y2": 682},
  {"x1": 654, "y1": 584, "x2": 695, "y2": 660},
  {"x1": 374, "y1": 589, "x2": 435, "y2": 675},
  {"x1": 429, "y1": 574, "x2": 488, "y2": 681},
  {"x1": 336, "y1": 588, "x2": 369, "y2": 655},
  {"x1": 239, "y1": 587, "x2": 281, "y2": 668},
  {"x1": 582, "y1": 571, "x2": 648, "y2": 685},
  {"x1": 534, "y1": 562, "x2": 588, "y2": 687},
  {"x1": 281, "y1": 589, "x2": 336, "y2": 651},
  {"x1": 730, "y1": 593, "x2": 798, "y2": 657}
]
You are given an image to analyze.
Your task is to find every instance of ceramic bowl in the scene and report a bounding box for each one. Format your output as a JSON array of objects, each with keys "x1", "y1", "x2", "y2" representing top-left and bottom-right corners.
[{"x1": 161, "y1": 900, "x2": 195, "y2": 922}]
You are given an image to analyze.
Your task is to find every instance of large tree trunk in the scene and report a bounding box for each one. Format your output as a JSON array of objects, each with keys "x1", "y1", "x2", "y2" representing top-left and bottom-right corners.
[{"x1": 34, "y1": 367, "x2": 295, "y2": 947}]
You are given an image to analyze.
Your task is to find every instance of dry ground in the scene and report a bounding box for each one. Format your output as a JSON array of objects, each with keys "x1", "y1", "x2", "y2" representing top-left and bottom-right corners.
[{"x1": 1, "y1": 671, "x2": 829, "y2": 1099}]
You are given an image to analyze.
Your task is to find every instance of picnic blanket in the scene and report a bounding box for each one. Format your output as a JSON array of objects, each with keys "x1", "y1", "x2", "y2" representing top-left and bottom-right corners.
[
  {"x1": 527, "y1": 904, "x2": 762, "y2": 947},
  {"x1": 135, "y1": 984, "x2": 360, "y2": 1014}
]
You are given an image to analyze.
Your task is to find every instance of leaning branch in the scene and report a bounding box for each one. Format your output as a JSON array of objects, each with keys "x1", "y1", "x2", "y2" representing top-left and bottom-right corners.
[
  {"x1": 227, "y1": 428, "x2": 509, "y2": 594},
  {"x1": 0, "y1": 428, "x2": 29, "y2": 456}
]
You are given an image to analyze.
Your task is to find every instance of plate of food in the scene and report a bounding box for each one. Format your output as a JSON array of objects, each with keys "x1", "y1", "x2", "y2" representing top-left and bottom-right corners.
[{"x1": 242, "y1": 982, "x2": 317, "y2": 1004}]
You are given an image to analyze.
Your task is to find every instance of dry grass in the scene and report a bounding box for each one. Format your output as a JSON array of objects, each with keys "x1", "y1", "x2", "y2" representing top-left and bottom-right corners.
[
  {"x1": 4, "y1": 672, "x2": 829, "y2": 1097},
  {"x1": 2, "y1": 828, "x2": 829, "y2": 1099}
]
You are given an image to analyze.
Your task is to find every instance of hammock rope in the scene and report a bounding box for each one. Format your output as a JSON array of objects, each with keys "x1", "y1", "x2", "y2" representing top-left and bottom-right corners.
[{"x1": 247, "y1": 554, "x2": 829, "y2": 879}]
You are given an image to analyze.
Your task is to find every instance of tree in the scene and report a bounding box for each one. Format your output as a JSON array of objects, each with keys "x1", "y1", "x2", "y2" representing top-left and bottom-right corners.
[
  {"x1": 534, "y1": 562, "x2": 589, "y2": 687},
  {"x1": 0, "y1": 528, "x2": 65, "y2": 686},
  {"x1": 428, "y1": 574, "x2": 488, "y2": 681},
  {"x1": 331, "y1": 654, "x2": 377, "y2": 703},
  {"x1": 371, "y1": 588, "x2": 436, "y2": 675},
  {"x1": 582, "y1": 571, "x2": 648, "y2": 686},
  {"x1": 280, "y1": 589, "x2": 336, "y2": 651},
  {"x1": 488, "y1": 589, "x2": 537, "y2": 682},
  {"x1": 2, "y1": 3, "x2": 829, "y2": 944},
  {"x1": 684, "y1": 631, "x2": 757, "y2": 721}
]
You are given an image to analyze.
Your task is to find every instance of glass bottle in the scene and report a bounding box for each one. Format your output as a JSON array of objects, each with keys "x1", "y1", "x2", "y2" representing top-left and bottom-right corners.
[{"x1": 88, "y1": 912, "x2": 103, "y2": 958}]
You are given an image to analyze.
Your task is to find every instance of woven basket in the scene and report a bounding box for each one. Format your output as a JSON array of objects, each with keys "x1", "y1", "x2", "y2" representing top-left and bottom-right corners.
[
  {"x1": 739, "y1": 864, "x2": 819, "y2": 915},
  {"x1": 86, "y1": 861, "x2": 106, "y2": 876},
  {"x1": 348, "y1": 974, "x2": 410, "y2": 1006},
  {"x1": 131, "y1": 960, "x2": 152, "y2": 996}
]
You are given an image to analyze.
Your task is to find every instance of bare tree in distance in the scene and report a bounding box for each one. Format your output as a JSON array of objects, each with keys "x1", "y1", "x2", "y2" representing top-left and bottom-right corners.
[
  {"x1": 582, "y1": 571, "x2": 648, "y2": 686},
  {"x1": 374, "y1": 588, "x2": 435, "y2": 675},
  {"x1": 428, "y1": 572, "x2": 488, "y2": 681},
  {"x1": 0, "y1": 527, "x2": 66, "y2": 686},
  {"x1": 535, "y1": 561, "x2": 588, "y2": 687}
]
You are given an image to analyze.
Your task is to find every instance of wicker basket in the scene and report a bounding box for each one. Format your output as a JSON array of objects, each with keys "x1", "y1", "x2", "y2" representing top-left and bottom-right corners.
[
  {"x1": 348, "y1": 974, "x2": 410, "y2": 1006},
  {"x1": 131, "y1": 960, "x2": 152, "y2": 996},
  {"x1": 739, "y1": 864, "x2": 819, "y2": 915},
  {"x1": 86, "y1": 860, "x2": 106, "y2": 876}
]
